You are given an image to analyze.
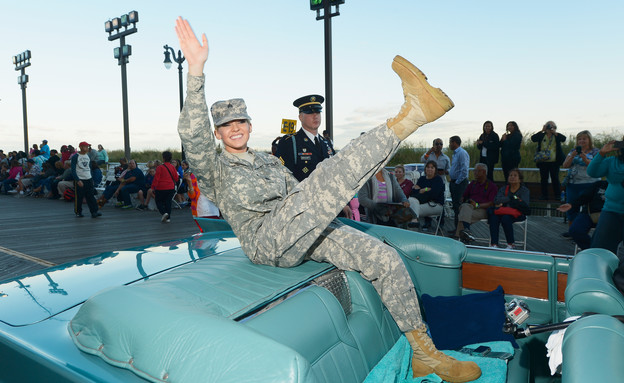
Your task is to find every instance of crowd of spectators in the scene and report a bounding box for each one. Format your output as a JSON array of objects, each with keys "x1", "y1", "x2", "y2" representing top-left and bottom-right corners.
[
  {"x1": 3, "y1": 127, "x2": 622, "y2": 254},
  {"x1": 0, "y1": 140, "x2": 220, "y2": 223},
  {"x1": 352, "y1": 125, "x2": 622, "y2": 253}
]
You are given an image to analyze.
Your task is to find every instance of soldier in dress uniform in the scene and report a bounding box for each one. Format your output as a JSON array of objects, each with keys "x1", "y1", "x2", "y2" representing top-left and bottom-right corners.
[
  {"x1": 275, "y1": 95, "x2": 335, "y2": 182},
  {"x1": 276, "y1": 95, "x2": 353, "y2": 218}
]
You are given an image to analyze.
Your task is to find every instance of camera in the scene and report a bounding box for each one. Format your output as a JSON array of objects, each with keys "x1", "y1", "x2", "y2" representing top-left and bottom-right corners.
[
  {"x1": 575, "y1": 146, "x2": 582, "y2": 154},
  {"x1": 545, "y1": 125, "x2": 552, "y2": 131},
  {"x1": 471, "y1": 346, "x2": 491, "y2": 357},
  {"x1": 505, "y1": 298, "x2": 530, "y2": 325}
]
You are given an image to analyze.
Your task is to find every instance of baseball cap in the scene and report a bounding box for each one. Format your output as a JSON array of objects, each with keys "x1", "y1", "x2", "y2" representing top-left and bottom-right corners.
[{"x1": 210, "y1": 98, "x2": 252, "y2": 127}]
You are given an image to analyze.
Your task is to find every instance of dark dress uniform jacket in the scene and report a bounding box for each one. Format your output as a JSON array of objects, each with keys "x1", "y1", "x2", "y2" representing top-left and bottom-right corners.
[{"x1": 276, "y1": 128, "x2": 335, "y2": 182}]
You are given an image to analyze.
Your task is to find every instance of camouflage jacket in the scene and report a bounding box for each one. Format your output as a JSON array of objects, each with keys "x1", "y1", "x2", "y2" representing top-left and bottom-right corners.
[{"x1": 177, "y1": 75, "x2": 299, "y2": 258}]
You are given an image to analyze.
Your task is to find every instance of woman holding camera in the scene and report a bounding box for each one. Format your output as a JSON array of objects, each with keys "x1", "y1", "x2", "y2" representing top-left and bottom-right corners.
[
  {"x1": 531, "y1": 121, "x2": 566, "y2": 200},
  {"x1": 561, "y1": 130, "x2": 600, "y2": 226}
]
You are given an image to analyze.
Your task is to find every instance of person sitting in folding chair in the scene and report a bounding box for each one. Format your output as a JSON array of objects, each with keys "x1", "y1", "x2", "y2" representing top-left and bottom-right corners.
[
  {"x1": 407, "y1": 160, "x2": 445, "y2": 231},
  {"x1": 487, "y1": 168, "x2": 530, "y2": 249},
  {"x1": 455, "y1": 163, "x2": 498, "y2": 242}
]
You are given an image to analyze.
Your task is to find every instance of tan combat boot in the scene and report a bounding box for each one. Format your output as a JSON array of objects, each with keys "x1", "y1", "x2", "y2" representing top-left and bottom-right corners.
[
  {"x1": 405, "y1": 326, "x2": 481, "y2": 383},
  {"x1": 387, "y1": 55, "x2": 454, "y2": 140}
]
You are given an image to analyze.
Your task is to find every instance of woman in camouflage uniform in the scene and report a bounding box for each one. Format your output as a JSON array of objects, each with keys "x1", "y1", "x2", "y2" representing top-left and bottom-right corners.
[{"x1": 174, "y1": 17, "x2": 479, "y2": 382}]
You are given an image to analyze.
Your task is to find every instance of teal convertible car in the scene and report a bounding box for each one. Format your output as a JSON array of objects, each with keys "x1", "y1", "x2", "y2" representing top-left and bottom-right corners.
[{"x1": 1, "y1": 218, "x2": 623, "y2": 382}]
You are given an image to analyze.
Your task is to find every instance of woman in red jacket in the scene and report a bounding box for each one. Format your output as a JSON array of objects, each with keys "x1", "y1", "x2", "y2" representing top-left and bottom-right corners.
[{"x1": 151, "y1": 151, "x2": 179, "y2": 223}]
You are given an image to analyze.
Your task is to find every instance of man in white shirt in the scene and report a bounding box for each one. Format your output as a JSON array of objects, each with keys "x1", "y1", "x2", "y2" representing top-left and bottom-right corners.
[{"x1": 71, "y1": 141, "x2": 101, "y2": 218}]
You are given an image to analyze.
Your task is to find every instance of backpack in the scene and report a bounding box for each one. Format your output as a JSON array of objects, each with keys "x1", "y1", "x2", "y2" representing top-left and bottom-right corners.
[{"x1": 64, "y1": 188, "x2": 75, "y2": 202}]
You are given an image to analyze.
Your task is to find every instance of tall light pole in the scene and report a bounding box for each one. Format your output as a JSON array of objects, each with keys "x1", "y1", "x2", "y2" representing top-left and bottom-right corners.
[
  {"x1": 163, "y1": 45, "x2": 186, "y2": 160},
  {"x1": 104, "y1": 11, "x2": 139, "y2": 160},
  {"x1": 13, "y1": 50, "x2": 32, "y2": 155},
  {"x1": 310, "y1": 0, "x2": 344, "y2": 142}
]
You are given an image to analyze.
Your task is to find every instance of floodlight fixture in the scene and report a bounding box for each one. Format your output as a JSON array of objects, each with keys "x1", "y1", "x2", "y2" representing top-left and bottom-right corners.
[
  {"x1": 104, "y1": 11, "x2": 140, "y2": 160},
  {"x1": 308, "y1": 0, "x2": 345, "y2": 141},
  {"x1": 13, "y1": 49, "x2": 32, "y2": 154},
  {"x1": 128, "y1": 11, "x2": 138, "y2": 24},
  {"x1": 120, "y1": 14, "x2": 129, "y2": 27}
]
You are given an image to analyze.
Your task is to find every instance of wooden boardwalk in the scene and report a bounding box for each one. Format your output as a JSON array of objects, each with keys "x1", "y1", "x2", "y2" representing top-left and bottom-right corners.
[
  {"x1": 0, "y1": 194, "x2": 577, "y2": 283},
  {"x1": 0, "y1": 195, "x2": 199, "y2": 282}
]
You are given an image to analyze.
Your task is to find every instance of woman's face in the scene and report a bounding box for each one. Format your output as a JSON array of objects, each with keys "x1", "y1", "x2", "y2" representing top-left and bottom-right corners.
[
  {"x1": 181, "y1": 161, "x2": 189, "y2": 170},
  {"x1": 425, "y1": 164, "x2": 436, "y2": 178},
  {"x1": 577, "y1": 134, "x2": 590, "y2": 149},
  {"x1": 506, "y1": 123, "x2": 515, "y2": 133},
  {"x1": 172, "y1": 160, "x2": 178, "y2": 167},
  {"x1": 394, "y1": 167, "x2": 405, "y2": 180},
  {"x1": 484, "y1": 122, "x2": 493, "y2": 134},
  {"x1": 508, "y1": 171, "x2": 520, "y2": 185}
]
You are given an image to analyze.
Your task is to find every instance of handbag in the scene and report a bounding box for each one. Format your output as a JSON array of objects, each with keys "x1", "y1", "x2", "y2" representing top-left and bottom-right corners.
[
  {"x1": 533, "y1": 149, "x2": 551, "y2": 163},
  {"x1": 494, "y1": 206, "x2": 522, "y2": 218},
  {"x1": 389, "y1": 205, "x2": 415, "y2": 224}
]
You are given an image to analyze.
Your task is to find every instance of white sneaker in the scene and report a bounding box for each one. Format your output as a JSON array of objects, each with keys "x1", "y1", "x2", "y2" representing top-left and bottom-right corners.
[
  {"x1": 490, "y1": 244, "x2": 498, "y2": 248},
  {"x1": 506, "y1": 244, "x2": 514, "y2": 250},
  {"x1": 19, "y1": 191, "x2": 24, "y2": 195},
  {"x1": 161, "y1": 213, "x2": 169, "y2": 222},
  {"x1": 8, "y1": 189, "x2": 17, "y2": 194}
]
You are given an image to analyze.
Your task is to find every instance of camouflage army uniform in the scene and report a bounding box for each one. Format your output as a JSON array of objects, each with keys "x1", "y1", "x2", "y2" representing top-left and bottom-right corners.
[{"x1": 178, "y1": 75, "x2": 423, "y2": 332}]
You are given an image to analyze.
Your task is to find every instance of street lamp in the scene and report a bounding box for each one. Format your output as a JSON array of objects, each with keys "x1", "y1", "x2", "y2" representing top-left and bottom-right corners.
[
  {"x1": 163, "y1": 45, "x2": 185, "y2": 112},
  {"x1": 13, "y1": 50, "x2": 32, "y2": 155},
  {"x1": 104, "y1": 10, "x2": 139, "y2": 160},
  {"x1": 163, "y1": 45, "x2": 186, "y2": 159},
  {"x1": 310, "y1": 0, "x2": 345, "y2": 142}
]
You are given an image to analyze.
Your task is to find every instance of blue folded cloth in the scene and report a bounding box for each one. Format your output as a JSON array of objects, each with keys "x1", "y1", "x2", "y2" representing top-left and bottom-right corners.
[{"x1": 364, "y1": 336, "x2": 513, "y2": 383}]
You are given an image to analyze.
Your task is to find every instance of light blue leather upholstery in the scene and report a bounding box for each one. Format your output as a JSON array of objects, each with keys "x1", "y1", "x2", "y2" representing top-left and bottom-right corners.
[
  {"x1": 68, "y1": 223, "x2": 513, "y2": 382},
  {"x1": 562, "y1": 314, "x2": 624, "y2": 382},
  {"x1": 245, "y1": 286, "x2": 369, "y2": 383},
  {"x1": 339, "y1": 218, "x2": 465, "y2": 297},
  {"x1": 345, "y1": 271, "x2": 402, "y2": 370},
  {"x1": 564, "y1": 248, "x2": 624, "y2": 316},
  {"x1": 69, "y1": 251, "x2": 332, "y2": 383}
]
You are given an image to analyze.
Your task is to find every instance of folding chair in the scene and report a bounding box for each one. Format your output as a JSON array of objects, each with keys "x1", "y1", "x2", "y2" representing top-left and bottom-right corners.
[
  {"x1": 475, "y1": 218, "x2": 528, "y2": 250},
  {"x1": 171, "y1": 180, "x2": 182, "y2": 209},
  {"x1": 431, "y1": 211, "x2": 445, "y2": 236},
  {"x1": 574, "y1": 227, "x2": 595, "y2": 255}
]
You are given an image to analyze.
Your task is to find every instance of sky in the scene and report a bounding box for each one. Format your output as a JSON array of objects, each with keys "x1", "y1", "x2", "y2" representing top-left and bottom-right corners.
[{"x1": 1, "y1": 1, "x2": 623, "y2": 155}]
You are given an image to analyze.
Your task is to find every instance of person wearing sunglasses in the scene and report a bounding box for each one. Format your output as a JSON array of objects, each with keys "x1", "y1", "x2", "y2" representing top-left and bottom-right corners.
[{"x1": 420, "y1": 138, "x2": 450, "y2": 177}]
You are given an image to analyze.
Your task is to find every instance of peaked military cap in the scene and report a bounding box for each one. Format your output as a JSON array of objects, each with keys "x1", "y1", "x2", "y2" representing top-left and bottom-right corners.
[
  {"x1": 211, "y1": 98, "x2": 252, "y2": 127},
  {"x1": 293, "y1": 94, "x2": 324, "y2": 114}
]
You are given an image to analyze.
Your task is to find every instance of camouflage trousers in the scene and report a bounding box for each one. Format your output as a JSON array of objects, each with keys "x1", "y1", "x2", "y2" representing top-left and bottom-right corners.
[{"x1": 254, "y1": 124, "x2": 423, "y2": 332}]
